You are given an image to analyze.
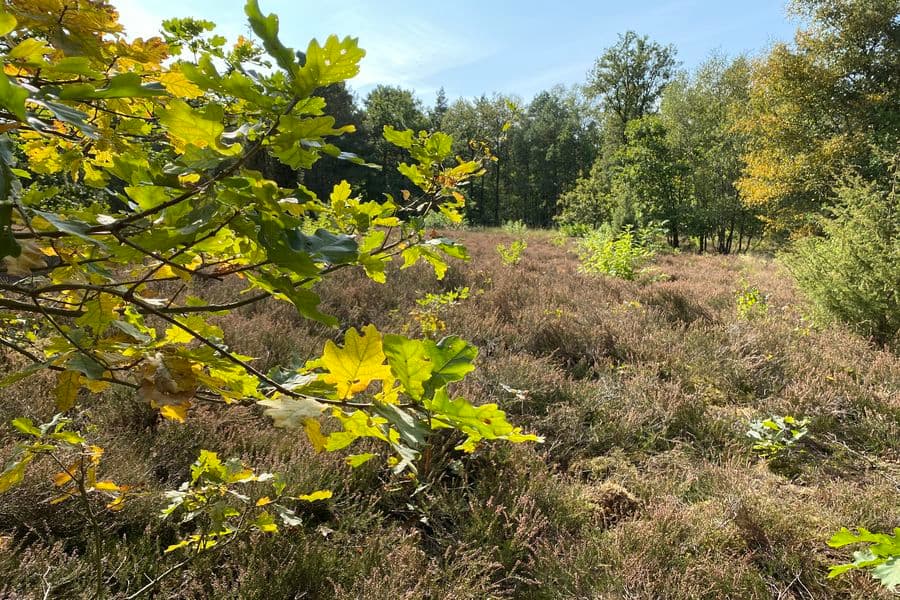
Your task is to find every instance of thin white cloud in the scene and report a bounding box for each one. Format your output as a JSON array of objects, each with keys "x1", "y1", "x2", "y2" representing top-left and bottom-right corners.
[
  {"x1": 315, "y1": 4, "x2": 497, "y2": 96},
  {"x1": 111, "y1": 0, "x2": 491, "y2": 100},
  {"x1": 351, "y1": 19, "x2": 493, "y2": 90}
]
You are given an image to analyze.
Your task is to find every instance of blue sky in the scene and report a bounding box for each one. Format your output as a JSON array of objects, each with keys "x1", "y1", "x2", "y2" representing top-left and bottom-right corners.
[{"x1": 113, "y1": 0, "x2": 798, "y2": 105}]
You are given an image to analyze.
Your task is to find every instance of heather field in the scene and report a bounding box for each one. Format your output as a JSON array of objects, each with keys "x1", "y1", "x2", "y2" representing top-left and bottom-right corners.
[{"x1": 2, "y1": 230, "x2": 897, "y2": 599}]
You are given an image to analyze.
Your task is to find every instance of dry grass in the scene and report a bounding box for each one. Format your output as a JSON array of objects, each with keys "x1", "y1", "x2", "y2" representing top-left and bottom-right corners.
[{"x1": 1, "y1": 230, "x2": 897, "y2": 598}]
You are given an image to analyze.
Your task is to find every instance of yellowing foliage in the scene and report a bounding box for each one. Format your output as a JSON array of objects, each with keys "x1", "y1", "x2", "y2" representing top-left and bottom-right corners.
[{"x1": 0, "y1": 2, "x2": 538, "y2": 585}]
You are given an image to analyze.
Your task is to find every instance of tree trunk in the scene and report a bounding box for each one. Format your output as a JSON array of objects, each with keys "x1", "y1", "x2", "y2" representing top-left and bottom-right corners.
[
  {"x1": 494, "y1": 150, "x2": 501, "y2": 225},
  {"x1": 725, "y1": 215, "x2": 736, "y2": 254}
]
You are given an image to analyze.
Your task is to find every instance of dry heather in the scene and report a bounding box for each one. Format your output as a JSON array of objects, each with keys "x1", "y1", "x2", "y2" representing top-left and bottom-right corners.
[{"x1": 1, "y1": 230, "x2": 898, "y2": 599}]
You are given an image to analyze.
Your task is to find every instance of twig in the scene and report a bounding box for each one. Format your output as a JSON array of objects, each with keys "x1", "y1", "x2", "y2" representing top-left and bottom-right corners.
[
  {"x1": 41, "y1": 566, "x2": 53, "y2": 600},
  {"x1": 123, "y1": 525, "x2": 243, "y2": 599},
  {"x1": 47, "y1": 452, "x2": 105, "y2": 600}
]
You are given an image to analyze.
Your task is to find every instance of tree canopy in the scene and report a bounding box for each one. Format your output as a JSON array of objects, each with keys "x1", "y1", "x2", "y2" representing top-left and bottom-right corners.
[
  {"x1": 0, "y1": 0, "x2": 540, "y2": 532},
  {"x1": 737, "y1": 0, "x2": 900, "y2": 231},
  {"x1": 585, "y1": 30, "x2": 678, "y2": 144}
]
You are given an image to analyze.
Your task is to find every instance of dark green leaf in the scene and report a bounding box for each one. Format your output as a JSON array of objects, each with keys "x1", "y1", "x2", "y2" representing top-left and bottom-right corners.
[
  {"x1": 66, "y1": 354, "x2": 106, "y2": 380},
  {"x1": 0, "y1": 72, "x2": 28, "y2": 121},
  {"x1": 287, "y1": 228, "x2": 358, "y2": 265},
  {"x1": 0, "y1": 202, "x2": 20, "y2": 259},
  {"x1": 57, "y1": 73, "x2": 166, "y2": 100},
  {"x1": 30, "y1": 99, "x2": 98, "y2": 138},
  {"x1": 32, "y1": 210, "x2": 108, "y2": 250},
  {"x1": 257, "y1": 218, "x2": 320, "y2": 276},
  {"x1": 373, "y1": 402, "x2": 428, "y2": 448},
  {"x1": 259, "y1": 273, "x2": 337, "y2": 327},
  {"x1": 423, "y1": 336, "x2": 478, "y2": 396}
]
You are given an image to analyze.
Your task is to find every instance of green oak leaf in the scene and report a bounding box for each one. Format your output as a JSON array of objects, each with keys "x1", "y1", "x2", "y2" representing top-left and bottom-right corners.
[
  {"x1": 373, "y1": 402, "x2": 428, "y2": 448},
  {"x1": 288, "y1": 228, "x2": 358, "y2": 265},
  {"x1": 158, "y1": 99, "x2": 237, "y2": 155},
  {"x1": 32, "y1": 210, "x2": 108, "y2": 250},
  {"x1": 10, "y1": 417, "x2": 41, "y2": 437},
  {"x1": 244, "y1": 0, "x2": 298, "y2": 78},
  {"x1": 257, "y1": 273, "x2": 337, "y2": 327},
  {"x1": 422, "y1": 336, "x2": 478, "y2": 396},
  {"x1": 0, "y1": 11, "x2": 16, "y2": 36},
  {"x1": 57, "y1": 73, "x2": 166, "y2": 100},
  {"x1": 295, "y1": 35, "x2": 365, "y2": 95},
  {"x1": 383, "y1": 334, "x2": 432, "y2": 400},
  {"x1": 66, "y1": 354, "x2": 106, "y2": 380},
  {"x1": 8, "y1": 38, "x2": 51, "y2": 63},
  {"x1": 0, "y1": 72, "x2": 29, "y2": 121},
  {"x1": 0, "y1": 453, "x2": 32, "y2": 493},
  {"x1": 425, "y1": 387, "x2": 543, "y2": 452},
  {"x1": 257, "y1": 218, "x2": 320, "y2": 276}
]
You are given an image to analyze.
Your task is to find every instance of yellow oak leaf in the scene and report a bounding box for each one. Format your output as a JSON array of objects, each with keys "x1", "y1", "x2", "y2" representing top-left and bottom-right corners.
[
  {"x1": 54, "y1": 370, "x2": 83, "y2": 411},
  {"x1": 158, "y1": 68, "x2": 204, "y2": 99},
  {"x1": 53, "y1": 464, "x2": 77, "y2": 487},
  {"x1": 317, "y1": 324, "x2": 393, "y2": 399},
  {"x1": 75, "y1": 294, "x2": 121, "y2": 336},
  {"x1": 106, "y1": 496, "x2": 127, "y2": 511},
  {"x1": 304, "y1": 418, "x2": 327, "y2": 452},
  {"x1": 159, "y1": 403, "x2": 189, "y2": 422},
  {"x1": 139, "y1": 352, "x2": 197, "y2": 420},
  {"x1": 83, "y1": 378, "x2": 110, "y2": 393},
  {"x1": 93, "y1": 480, "x2": 121, "y2": 492},
  {"x1": 295, "y1": 490, "x2": 332, "y2": 502}
]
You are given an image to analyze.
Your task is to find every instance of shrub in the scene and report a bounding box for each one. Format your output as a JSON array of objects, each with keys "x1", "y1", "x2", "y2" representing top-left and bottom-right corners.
[
  {"x1": 409, "y1": 287, "x2": 470, "y2": 337},
  {"x1": 423, "y1": 210, "x2": 468, "y2": 231},
  {"x1": 555, "y1": 163, "x2": 614, "y2": 230},
  {"x1": 497, "y1": 239, "x2": 527, "y2": 266},
  {"x1": 784, "y1": 176, "x2": 900, "y2": 345},
  {"x1": 746, "y1": 415, "x2": 809, "y2": 461},
  {"x1": 549, "y1": 230, "x2": 569, "y2": 247},
  {"x1": 576, "y1": 226, "x2": 654, "y2": 280},
  {"x1": 559, "y1": 223, "x2": 593, "y2": 238},
  {"x1": 736, "y1": 280, "x2": 768, "y2": 320},
  {"x1": 634, "y1": 220, "x2": 670, "y2": 254},
  {"x1": 501, "y1": 219, "x2": 528, "y2": 236}
]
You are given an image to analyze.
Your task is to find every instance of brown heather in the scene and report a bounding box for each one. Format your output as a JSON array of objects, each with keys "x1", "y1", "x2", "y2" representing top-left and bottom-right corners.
[{"x1": 1, "y1": 230, "x2": 898, "y2": 599}]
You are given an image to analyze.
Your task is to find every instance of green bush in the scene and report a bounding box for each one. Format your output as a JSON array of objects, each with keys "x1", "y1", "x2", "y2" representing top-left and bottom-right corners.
[
  {"x1": 497, "y1": 239, "x2": 527, "y2": 266},
  {"x1": 501, "y1": 219, "x2": 528, "y2": 236},
  {"x1": 576, "y1": 225, "x2": 655, "y2": 280},
  {"x1": 555, "y1": 163, "x2": 614, "y2": 230},
  {"x1": 559, "y1": 223, "x2": 593, "y2": 238},
  {"x1": 745, "y1": 415, "x2": 809, "y2": 461},
  {"x1": 735, "y1": 279, "x2": 768, "y2": 320},
  {"x1": 423, "y1": 209, "x2": 468, "y2": 230},
  {"x1": 784, "y1": 176, "x2": 900, "y2": 345}
]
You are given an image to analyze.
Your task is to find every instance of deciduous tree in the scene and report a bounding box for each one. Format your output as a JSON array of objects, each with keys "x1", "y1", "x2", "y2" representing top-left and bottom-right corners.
[
  {"x1": 737, "y1": 0, "x2": 900, "y2": 231},
  {"x1": 585, "y1": 31, "x2": 678, "y2": 145}
]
